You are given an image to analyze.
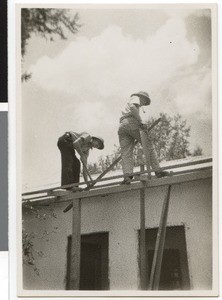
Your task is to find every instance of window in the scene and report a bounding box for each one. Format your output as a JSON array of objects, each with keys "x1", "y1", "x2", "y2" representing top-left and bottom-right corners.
[
  {"x1": 66, "y1": 232, "x2": 109, "y2": 290},
  {"x1": 139, "y1": 225, "x2": 190, "y2": 290}
]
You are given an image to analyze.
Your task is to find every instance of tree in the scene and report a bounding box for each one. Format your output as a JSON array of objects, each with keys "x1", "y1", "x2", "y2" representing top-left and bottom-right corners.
[
  {"x1": 22, "y1": 201, "x2": 58, "y2": 275},
  {"x1": 88, "y1": 162, "x2": 100, "y2": 174},
  {"x1": 143, "y1": 113, "x2": 191, "y2": 162},
  {"x1": 21, "y1": 8, "x2": 81, "y2": 80}
]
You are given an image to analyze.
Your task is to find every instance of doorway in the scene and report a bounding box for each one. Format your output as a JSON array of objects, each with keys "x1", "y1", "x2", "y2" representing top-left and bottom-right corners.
[{"x1": 66, "y1": 232, "x2": 109, "y2": 290}]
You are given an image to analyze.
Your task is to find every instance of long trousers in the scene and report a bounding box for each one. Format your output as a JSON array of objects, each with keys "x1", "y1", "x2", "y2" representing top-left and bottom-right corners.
[
  {"x1": 57, "y1": 135, "x2": 81, "y2": 186},
  {"x1": 118, "y1": 122, "x2": 159, "y2": 175}
]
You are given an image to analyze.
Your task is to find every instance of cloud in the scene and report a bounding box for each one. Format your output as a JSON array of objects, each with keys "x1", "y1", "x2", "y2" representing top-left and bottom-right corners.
[
  {"x1": 164, "y1": 8, "x2": 211, "y2": 19},
  {"x1": 23, "y1": 14, "x2": 213, "y2": 190},
  {"x1": 28, "y1": 17, "x2": 211, "y2": 163},
  {"x1": 170, "y1": 66, "x2": 212, "y2": 118},
  {"x1": 30, "y1": 18, "x2": 201, "y2": 110},
  {"x1": 30, "y1": 18, "x2": 211, "y2": 152}
]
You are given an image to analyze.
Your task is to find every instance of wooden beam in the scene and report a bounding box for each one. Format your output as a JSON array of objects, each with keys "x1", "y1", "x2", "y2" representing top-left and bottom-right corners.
[
  {"x1": 54, "y1": 168, "x2": 212, "y2": 201},
  {"x1": 139, "y1": 165, "x2": 147, "y2": 290},
  {"x1": 140, "y1": 130, "x2": 151, "y2": 179},
  {"x1": 22, "y1": 157, "x2": 212, "y2": 197},
  {"x1": 69, "y1": 198, "x2": 81, "y2": 290},
  {"x1": 22, "y1": 166, "x2": 211, "y2": 203},
  {"x1": 24, "y1": 169, "x2": 212, "y2": 206},
  {"x1": 149, "y1": 185, "x2": 172, "y2": 290},
  {"x1": 91, "y1": 155, "x2": 122, "y2": 184}
]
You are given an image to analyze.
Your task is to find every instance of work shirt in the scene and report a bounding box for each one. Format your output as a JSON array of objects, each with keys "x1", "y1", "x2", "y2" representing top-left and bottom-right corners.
[
  {"x1": 120, "y1": 96, "x2": 143, "y2": 129},
  {"x1": 63, "y1": 131, "x2": 92, "y2": 159}
]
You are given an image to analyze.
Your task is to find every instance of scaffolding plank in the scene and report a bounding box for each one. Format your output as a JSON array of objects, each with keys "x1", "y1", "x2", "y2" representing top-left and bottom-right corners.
[
  {"x1": 69, "y1": 198, "x2": 81, "y2": 290},
  {"x1": 22, "y1": 157, "x2": 212, "y2": 196},
  {"x1": 23, "y1": 169, "x2": 212, "y2": 206},
  {"x1": 140, "y1": 181, "x2": 147, "y2": 289},
  {"x1": 140, "y1": 130, "x2": 151, "y2": 179},
  {"x1": 55, "y1": 169, "x2": 212, "y2": 201},
  {"x1": 149, "y1": 185, "x2": 172, "y2": 290}
]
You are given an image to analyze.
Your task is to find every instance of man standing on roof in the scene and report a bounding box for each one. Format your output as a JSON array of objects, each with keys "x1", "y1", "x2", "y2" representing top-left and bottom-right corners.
[
  {"x1": 118, "y1": 91, "x2": 169, "y2": 184},
  {"x1": 57, "y1": 132, "x2": 104, "y2": 188}
]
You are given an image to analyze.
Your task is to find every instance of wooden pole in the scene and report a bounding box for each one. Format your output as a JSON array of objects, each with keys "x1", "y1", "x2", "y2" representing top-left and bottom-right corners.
[
  {"x1": 140, "y1": 130, "x2": 151, "y2": 179},
  {"x1": 149, "y1": 185, "x2": 172, "y2": 290},
  {"x1": 69, "y1": 198, "x2": 81, "y2": 290},
  {"x1": 139, "y1": 164, "x2": 147, "y2": 290}
]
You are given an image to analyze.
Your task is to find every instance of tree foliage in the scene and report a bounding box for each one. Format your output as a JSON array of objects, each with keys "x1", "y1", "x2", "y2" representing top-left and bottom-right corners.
[
  {"x1": 88, "y1": 113, "x2": 201, "y2": 174},
  {"x1": 22, "y1": 201, "x2": 58, "y2": 275},
  {"x1": 21, "y1": 8, "x2": 81, "y2": 56},
  {"x1": 21, "y1": 8, "x2": 81, "y2": 80},
  {"x1": 145, "y1": 113, "x2": 191, "y2": 161}
]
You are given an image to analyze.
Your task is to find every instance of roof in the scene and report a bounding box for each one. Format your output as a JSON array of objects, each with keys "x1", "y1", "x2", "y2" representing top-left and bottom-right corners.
[{"x1": 22, "y1": 156, "x2": 212, "y2": 206}]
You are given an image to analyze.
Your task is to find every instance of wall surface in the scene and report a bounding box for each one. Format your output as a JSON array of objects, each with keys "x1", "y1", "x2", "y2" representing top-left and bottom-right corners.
[{"x1": 23, "y1": 177, "x2": 212, "y2": 291}]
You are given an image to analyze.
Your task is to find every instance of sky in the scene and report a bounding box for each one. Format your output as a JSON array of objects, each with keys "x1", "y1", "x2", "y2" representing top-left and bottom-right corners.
[{"x1": 21, "y1": 6, "x2": 213, "y2": 191}]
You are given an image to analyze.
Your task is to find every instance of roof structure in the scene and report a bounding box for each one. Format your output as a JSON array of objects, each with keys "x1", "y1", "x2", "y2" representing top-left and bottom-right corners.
[{"x1": 22, "y1": 156, "x2": 212, "y2": 207}]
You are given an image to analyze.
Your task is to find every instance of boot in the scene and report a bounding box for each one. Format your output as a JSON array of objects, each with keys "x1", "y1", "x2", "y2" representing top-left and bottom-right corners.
[
  {"x1": 155, "y1": 170, "x2": 171, "y2": 178},
  {"x1": 120, "y1": 175, "x2": 133, "y2": 185},
  {"x1": 71, "y1": 186, "x2": 83, "y2": 192}
]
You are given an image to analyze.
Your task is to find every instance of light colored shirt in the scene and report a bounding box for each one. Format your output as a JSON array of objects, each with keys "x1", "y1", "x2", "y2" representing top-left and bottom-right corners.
[
  {"x1": 120, "y1": 96, "x2": 142, "y2": 128},
  {"x1": 65, "y1": 131, "x2": 92, "y2": 158}
]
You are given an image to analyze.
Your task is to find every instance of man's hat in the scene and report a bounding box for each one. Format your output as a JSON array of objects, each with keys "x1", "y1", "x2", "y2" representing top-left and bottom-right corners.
[
  {"x1": 131, "y1": 91, "x2": 151, "y2": 105},
  {"x1": 92, "y1": 136, "x2": 104, "y2": 150}
]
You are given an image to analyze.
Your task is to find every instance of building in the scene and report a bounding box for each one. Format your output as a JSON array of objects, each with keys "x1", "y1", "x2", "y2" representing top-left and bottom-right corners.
[{"x1": 21, "y1": 156, "x2": 215, "y2": 295}]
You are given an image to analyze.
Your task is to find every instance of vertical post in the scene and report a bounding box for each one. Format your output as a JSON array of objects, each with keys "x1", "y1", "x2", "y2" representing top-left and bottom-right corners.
[
  {"x1": 140, "y1": 130, "x2": 151, "y2": 179},
  {"x1": 69, "y1": 198, "x2": 81, "y2": 290},
  {"x1": 139, "y1": 164, "x2": 147, "y2": 289},
  {"x1": 149, "y1": 185, "x2": 172, "y2": 290}
]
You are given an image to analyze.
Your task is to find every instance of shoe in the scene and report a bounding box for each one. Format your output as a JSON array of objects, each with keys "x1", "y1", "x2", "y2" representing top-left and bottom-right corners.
[
  {"x1": 71, "y1": 186, "x2": 83, "y2": 192},
  {"x1": 120, "y1": 176, "x2": 133, "y2": 185},
  {"x1": 155, "y1": 171, "x2": 170, "y2": 178}
]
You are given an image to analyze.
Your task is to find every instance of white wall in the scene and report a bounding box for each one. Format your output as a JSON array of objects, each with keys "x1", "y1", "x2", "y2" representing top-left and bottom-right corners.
[{"x1": 23, "y1": 177, "x2": 212, "y2": 290}]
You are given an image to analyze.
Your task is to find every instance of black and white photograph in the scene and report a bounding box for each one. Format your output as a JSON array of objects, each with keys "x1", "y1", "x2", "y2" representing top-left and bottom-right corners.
[{"x1": 17, "y1": 3, "x2": 218, "y2": 297}]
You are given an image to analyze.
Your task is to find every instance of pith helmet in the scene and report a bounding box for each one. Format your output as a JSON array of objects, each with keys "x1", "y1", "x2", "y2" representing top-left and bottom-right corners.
[
  {"x1": 92, "y1": 136, "x2": 104, "y2": 150},
  {"x1": 131, "y1": 91, "x2": 151, "y2": 105}
]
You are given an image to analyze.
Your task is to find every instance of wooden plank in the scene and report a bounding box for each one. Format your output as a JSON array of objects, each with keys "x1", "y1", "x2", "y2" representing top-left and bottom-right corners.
[
  {"x1": 169, "y1": 166, "x2": 212, "y2": 176},
  {"x1": 69, "y1": 198, "x2": 81, "y2": 290},
  {"x1": 90, "y1": 155, "x2": 122, "y2": 185},
  {"x1": 54, "y1": 168, "x2": 212, "y2": 201},
  {"x1": 22, "y1": 196, "x2": 56, "y2": 205},
  {"x1": 160, "y1": 158, "x2": 212, "y2": 171},
  {"x1": 25, "y1": 169, "x2": 212, "y2": 206},
  {"x1": 139, "y1": 164, "x2": 147, "y2": 290},
  {"x1": 23, "y1": 165, "x2": 211, "y2": 203},
  {"x1": 22, "y1": 194, "x2": 54, "y2": 201},
  {"x1": 140, "y1": 130, "x2": 152, "y2": 179},
  {"x1": 22, "y1": 158, "x2": 212, "y2": 196},
  {"x1": 153, "y1": 185, "x2": 172, "y2": 290},
  {"x1": 50, "y1": 189, "x2": 71, "y2": 197},
  {"x1": 149, "y1": 185, "x2": 172, "y2": 290}
]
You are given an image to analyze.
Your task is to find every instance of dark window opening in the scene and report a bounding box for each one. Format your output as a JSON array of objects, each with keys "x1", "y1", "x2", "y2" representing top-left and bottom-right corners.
[
  {"x1": 139, "y1": 225, "x2": 190, "y2": 290},
  {"x1": 148, "y1": 249, "x2": 183, "y2": 290},
  {"x1": 66, "y1": 232, "x2": 109, "y2": 290}
]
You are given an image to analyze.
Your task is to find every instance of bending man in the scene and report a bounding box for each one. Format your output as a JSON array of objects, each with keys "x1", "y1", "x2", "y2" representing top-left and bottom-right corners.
[{"x1": 57, "y1": 131, "x2": 104, "y2": 187}]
